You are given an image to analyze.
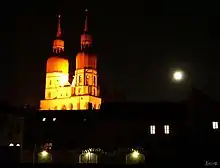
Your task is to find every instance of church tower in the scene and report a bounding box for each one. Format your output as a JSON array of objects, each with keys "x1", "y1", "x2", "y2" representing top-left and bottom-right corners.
[
  {"x1": 40, "y1": 11, "x2": 101, "y2": 110},
  {"x1": 72, "y1": 9, "x2": 101, "y2": 109}
]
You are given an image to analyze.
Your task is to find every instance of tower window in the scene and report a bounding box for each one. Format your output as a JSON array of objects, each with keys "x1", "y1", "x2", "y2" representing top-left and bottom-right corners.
[
  {"x1": 78, "y1": 88, "x2": 81, "y2": 94},
  {"x1": 79, "y1": 76, "x2": 82, "y2": 85},
  {"x1": 93, "y1": 76, "x2": 96, "y2": 86},
  {"x1": 48, "y1": 92, "x2": 51, "y2": 98},
  {"x1": 212, "y1": 121, "x2": 219, "y2": 129},
  {"x1": 49, "y1": 80, "x2": 52, "y2": 85},
  {"x1": 85, "y1": 75, "x2": 89, "y2": 85},
  {"x1": 164, "y1": 125, "x2": 170, "y2": 134},
  {"x1": 93, "y1": 88, "x2": 96, "y2": 96},
  {"x1": 89, "y1": 87, "x2": 92, "y2": 95},
  {"x1": 150, "y1": 125, "x2": 155, "y2": 134}
]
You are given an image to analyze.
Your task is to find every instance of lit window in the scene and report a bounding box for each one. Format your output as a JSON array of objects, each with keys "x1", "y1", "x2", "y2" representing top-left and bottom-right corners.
[
  {"x1": 9, "y1": 143, "x2": 14, "y2": 147},
  {"x1": 212, "y1": 121, "x2": 219, "y2": 129},
  {"x1": 42, "y1": 118, "x2": 46, "y2": 122},
  {"x1": 150, "y1": 125, "x2": 155, "y2": 134},
  {"x1": 164, "y1": 125, "x2": 170, "y2": 134},
  {"x1": 79, "y1": 76, "x2": 82, "y2": 84},
  {"x1": 48, "y1": 92, "x2": 51, "y2": 99},
  {"x1": 86, "y1": 75, "x2": 89, "y2": 85},
  {"x1": 16, "y1": 144, "x2": 20, "y2": 147},
  {"x1": 53, "y1": 118, "x2": 56, "y2": 121}
]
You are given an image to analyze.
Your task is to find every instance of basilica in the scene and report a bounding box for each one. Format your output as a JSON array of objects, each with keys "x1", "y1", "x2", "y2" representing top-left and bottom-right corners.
[{"x1": 40, "y1": 11, "x2": 102, "y2": 110}]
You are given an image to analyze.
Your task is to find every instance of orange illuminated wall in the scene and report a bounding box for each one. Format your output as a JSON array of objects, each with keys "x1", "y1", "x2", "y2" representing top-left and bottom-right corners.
[{"x1": 40, "y1": 11, "x2": 102, "y2": 111}]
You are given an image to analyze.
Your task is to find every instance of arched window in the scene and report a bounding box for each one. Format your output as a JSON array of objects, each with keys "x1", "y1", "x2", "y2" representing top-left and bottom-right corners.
[
  {"x1": 79, "y1": 76, "x2": 82, "y2": 85},
  {"x1": 126, "y1": 150, "x2": 145, "y2": 164},
  {"x1": 69, "y1": 103, "x2": 73, "y2": 110},
  {"x1": 79, "y1": 152, "x2": 98, "y2": 163},
  {"x1": 85, "y1": 103, "x2": 89, "y2": 110},
  {"x1": 89, "y1": 87, "x2": 92, "y2": 95},
  {"x1": 77, "y1": 103, "x2": 80, "y2": 110},
  {"x1": 48, "y1": 92, "x2": 51, "y2": 99},
  {"x1": 78, "y1": 88, "x2": 81, "y2": 95},
  {"x1": 85, "y1": 75, "x2": 89, "y2": 85},
  {"x1": 49, "y1": 80, "x2": 52, "y2": 85},
  {"x1": 93, "y1": 104, "x2": 96, "y2": 110},
  {"x1": 88, "y1": 103, "x2": 93, "y2": 110},
  {"x1": 93, "y1": 76, "x2": 96, "y2": 86},
  {"x1": 54, "y1": 106, "x2": 57, "y2": 110},
  {"x1": 62, "y1": 105, "x2": 66, "y2": 110},
  {"x1": 93, "y1": 88, "x2": 96, "y2": 96}
]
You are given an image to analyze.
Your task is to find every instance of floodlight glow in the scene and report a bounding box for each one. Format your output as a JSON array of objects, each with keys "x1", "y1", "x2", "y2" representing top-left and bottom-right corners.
[
  {"x1": 41, "y1": 150, "x2": 48, "y2": 157},
  {"x1": 86, "y1": 152, "x2": 91, "y2": 157},
  {"x1": 131, "y1": 151, "x2": 139, "y2": 158}
]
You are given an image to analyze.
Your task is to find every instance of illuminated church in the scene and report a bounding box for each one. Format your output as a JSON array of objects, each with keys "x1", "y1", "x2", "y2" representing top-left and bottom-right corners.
[{"x1": 40, "y1": 11, "x2": 102, "y2": 110}]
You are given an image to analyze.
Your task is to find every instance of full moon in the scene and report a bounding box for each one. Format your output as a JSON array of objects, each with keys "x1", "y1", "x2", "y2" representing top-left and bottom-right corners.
[{"x1": 172, "y1": 70, "x2": 184, "y2": 82}]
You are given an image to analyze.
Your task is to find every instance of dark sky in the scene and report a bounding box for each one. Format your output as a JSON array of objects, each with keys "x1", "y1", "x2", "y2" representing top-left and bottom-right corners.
[{"x1": 2, "y1": 2, "x2": 219, "y2": 107}]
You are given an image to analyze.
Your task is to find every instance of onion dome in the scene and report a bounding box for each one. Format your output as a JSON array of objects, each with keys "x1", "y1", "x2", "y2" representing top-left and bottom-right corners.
[{"x1": 46, "y1": 56, "x2": 69, "y2": 74}]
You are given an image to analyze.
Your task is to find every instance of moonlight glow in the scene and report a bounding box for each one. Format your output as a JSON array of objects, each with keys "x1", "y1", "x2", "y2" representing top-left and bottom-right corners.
[{"x1": 172, "y1": 70, "x2": 184, "y2": 82}]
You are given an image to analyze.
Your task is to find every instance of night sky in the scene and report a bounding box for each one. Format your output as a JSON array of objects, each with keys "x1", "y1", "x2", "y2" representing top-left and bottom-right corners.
[{"x1": 2, "y1": 2, "x2": 219, "y2": 107}]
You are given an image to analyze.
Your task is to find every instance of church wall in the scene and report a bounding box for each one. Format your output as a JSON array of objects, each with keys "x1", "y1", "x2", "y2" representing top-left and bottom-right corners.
[
  {"x1": 45, "y1": 86, "x2": 72, "y2": 100},
  {"x1": 40, "y1": 95, "x2": 101, "y2": 110}
]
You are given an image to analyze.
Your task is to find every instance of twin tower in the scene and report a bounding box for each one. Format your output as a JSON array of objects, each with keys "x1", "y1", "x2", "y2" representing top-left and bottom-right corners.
[{"x1": 40, "y1": 11, "x2": 102, "y2": 110}]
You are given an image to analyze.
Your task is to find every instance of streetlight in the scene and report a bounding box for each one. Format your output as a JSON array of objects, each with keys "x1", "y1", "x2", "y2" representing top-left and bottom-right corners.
[
  {"x1": 40, "y1": 150, "x2": 49, "y2": 158},
  {"x1": 131, "y1": 150, "x2": 139, "y2": 158},
  {"x1": 126, "y1": 149, "x2": 144, "y2": 164}
]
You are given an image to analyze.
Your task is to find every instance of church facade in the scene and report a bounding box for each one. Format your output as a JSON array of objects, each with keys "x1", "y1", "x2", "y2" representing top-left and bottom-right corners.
[{"x1": 40, "y1": 11, "x2": 101, "y2": 110}]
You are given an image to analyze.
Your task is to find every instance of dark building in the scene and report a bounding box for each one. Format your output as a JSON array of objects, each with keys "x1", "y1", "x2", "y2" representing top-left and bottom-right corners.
[{"x1": 0, "y1": 89, "x2": 220, "y2": 165}]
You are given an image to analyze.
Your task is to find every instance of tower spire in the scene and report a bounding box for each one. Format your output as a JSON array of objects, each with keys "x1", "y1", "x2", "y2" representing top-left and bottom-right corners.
[
  {"x1": 56, "y1": 14, "x2": 61, "y2": 38},
  {"x1": 81, "y1": 9, "x2": 92, "y2": 49},
  {"x1": 84, "y1": 9, "x2": 88, "y2": 32},
  {"x1": 53, "y1": 13, "x2": 64, "y2": 54}
]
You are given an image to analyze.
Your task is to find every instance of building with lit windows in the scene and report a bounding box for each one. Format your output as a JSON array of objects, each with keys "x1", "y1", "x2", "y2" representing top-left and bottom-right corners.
[
  {"x1": 40, "y1": 11, "x2": 101, "y2": 110},
  {"x1": 20, "y1": 88, "x2": 220, "y2": 164},
  {"x1": 1, "y1": 12, "x2": 220, "y2": 165},
  {"x1": 0, "y1": 89, "x2": 220, "y2": 164}
]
